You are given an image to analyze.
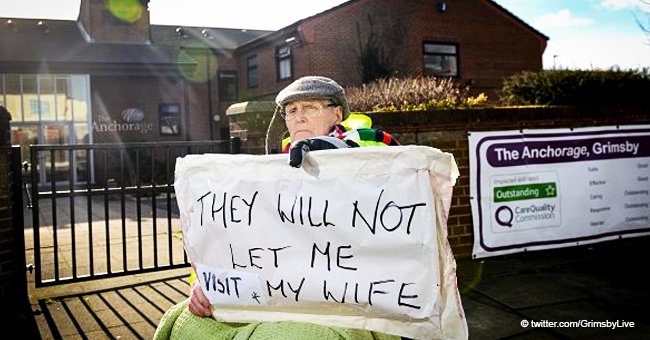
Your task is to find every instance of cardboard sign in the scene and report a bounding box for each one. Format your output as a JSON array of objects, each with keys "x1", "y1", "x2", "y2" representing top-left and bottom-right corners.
[{"x1": 175, "y1": 146, "x2": 467, "y2": 339}]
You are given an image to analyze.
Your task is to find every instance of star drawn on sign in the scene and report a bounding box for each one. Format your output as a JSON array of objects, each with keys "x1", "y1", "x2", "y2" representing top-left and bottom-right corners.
[
  {"x1": 545, "y1": 184, "x2": 556, "y2": 197},
  {"x1": 251, "y1": 291, "x2": 261, "y2": 304}
]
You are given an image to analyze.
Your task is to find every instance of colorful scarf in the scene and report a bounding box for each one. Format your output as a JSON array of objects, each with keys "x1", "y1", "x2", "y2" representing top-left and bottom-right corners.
[{"x1": 283, "y1": 124, "x2": 400, "y2": 153}]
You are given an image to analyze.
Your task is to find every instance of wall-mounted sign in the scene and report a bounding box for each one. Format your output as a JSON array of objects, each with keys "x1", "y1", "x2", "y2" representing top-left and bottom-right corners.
[
  {"x1": 93, "y1": 107, "x2": 153, "y2": 134},
  {"x1": 469, "y1": 125, "x2": 650, "y2": 258}
]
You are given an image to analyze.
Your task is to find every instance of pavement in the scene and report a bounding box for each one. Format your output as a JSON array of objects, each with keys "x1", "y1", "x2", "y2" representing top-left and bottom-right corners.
[{"x1": 455, "y1": 235, "x2": 650, "y2": 339}]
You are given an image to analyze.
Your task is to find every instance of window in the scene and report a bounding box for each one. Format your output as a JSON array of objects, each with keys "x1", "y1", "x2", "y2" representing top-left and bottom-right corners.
[
  {"x1": 4, "y1": 74, "x2": 21, "y2": 120},
  {"x1": 29, "y1": 99, "x2": 39, "y2": 117},
  {"x1": 4, "y1": 73, "x2": 92, "y2": 185},
  {"x1": 218, "y1": 71, "x2": 238, "y2": 101},
  {"x1": 29, "y1": 99, "x2": 50, "y2": 118},
  {"x1": 159, "y1": 103, "x2": 181, "y2": 136},
  {"x1": 247, "y1": 56, "x2": 258, "y2": 88},
  {"x1": 276, "y1": 46, "x2": 292, "y2": 80},
  {"x1": 2, "y1": 74, "x2": 89, "y2": 123},
  {"x1": 423, "y1": 42, "x2": 458, "y2": 77}
]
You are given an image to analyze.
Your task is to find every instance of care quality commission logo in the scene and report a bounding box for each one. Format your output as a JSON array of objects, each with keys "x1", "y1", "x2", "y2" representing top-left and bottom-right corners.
[{"x1": 490, "y1": 172, "x2": 562, "y2": 232}]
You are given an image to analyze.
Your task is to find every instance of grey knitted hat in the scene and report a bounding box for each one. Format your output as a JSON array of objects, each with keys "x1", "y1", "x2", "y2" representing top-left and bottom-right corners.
[{"x1": 275, "y1": 76, "x2": 350, "y2": 119}]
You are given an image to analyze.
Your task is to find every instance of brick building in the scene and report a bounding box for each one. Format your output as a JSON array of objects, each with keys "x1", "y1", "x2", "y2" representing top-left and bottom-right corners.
[
  {"x1": 237, "y1": 0, "x2": 547, "y2": 101},
  {"x1": 0, "y1": 0, "x2": 546, "y2": 186}
]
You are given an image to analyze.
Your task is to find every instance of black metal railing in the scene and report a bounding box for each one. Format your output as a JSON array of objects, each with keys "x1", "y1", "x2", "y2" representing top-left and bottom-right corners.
[{"x1": 28, "y1": 139, "x2": 240, "y2": 287}]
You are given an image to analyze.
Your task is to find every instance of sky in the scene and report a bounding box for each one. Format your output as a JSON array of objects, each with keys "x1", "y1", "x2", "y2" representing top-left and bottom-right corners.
[{"x1": 0, "y1": 0, "x2": 649, "y2": 70}]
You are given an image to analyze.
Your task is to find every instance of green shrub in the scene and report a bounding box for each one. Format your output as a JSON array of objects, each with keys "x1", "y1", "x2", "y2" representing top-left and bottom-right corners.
[
  {"x1": 501, "y1": 68, "x2": 650, "y2": 106},
  {"x1": 346, "y1": 76, "x2": 488, "y2": 112}
]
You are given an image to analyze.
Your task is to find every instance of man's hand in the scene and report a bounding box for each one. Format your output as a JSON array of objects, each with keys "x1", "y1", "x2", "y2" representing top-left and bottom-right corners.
[
  {"x1": 289, "y1": 136, "x2": 351, "y2": 168},
  {"x1": 188, "y1": 280, "x2": 212, "y2": 317}
]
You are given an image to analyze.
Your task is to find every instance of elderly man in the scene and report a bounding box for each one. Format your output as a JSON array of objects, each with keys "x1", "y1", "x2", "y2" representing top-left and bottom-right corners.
[{"x1": 275, "y1": 76, "x2": 399, "y2": 167}]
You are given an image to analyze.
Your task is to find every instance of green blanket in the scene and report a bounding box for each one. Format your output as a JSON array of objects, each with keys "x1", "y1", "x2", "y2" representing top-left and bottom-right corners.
[{"x1": 154, "y1": 299, "x2": 402, "y2": 340}]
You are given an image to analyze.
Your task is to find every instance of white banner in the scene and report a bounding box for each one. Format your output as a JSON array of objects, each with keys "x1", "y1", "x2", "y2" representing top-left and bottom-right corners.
[
  {"x1": 469, "y1": 125, "x2": 650, "y2": 258},
  {"x1": 174, "y1": 146, "x2": 467, "y2": 340}
]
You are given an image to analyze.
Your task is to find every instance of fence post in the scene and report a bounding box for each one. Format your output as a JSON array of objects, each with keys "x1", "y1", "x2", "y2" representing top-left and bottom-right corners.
[{"x1": 0, "y1": 106, "x2": 38, "y2": 333}]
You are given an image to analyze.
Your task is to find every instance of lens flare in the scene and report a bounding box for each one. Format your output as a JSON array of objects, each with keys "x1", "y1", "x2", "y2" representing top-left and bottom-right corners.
[
  {"x1": 176, "y1": 48, "x2": 218, "y2": 83},
  {"x1": 459, "y1": 260, "x2": 484, "y2": 295},
  {"x1": 106, "y1": 0, "x2": 143, "y2": 23}
]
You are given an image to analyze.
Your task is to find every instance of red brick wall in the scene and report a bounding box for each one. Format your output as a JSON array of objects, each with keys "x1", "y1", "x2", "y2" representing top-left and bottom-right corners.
[
  {"x1": 0, "y1": 106, "x2": 11, "y2": 301},
  {"x1": 0, "y1": 106, "x2": 28, "y2": 308}
]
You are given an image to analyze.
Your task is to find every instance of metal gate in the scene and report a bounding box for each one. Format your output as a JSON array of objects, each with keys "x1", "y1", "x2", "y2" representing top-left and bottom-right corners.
[{"x1": 26, "y1": 139, "x2": 241, "y2": 287}]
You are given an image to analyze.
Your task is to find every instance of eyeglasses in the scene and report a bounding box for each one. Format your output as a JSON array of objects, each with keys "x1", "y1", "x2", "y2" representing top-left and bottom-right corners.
[{"x1": 281, "y1": 102, "x2": 337, "y2": 121}]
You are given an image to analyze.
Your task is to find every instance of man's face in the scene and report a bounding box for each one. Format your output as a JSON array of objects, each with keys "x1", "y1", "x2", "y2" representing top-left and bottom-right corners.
[{"x1": 284, "y1": 99, "x2": 343, "y2": 142}]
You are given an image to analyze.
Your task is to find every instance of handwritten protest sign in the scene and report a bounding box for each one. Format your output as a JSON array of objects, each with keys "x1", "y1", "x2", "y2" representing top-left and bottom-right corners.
[{"x1": 174, "y1": 146, "x2": 467, "y2": 339}]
